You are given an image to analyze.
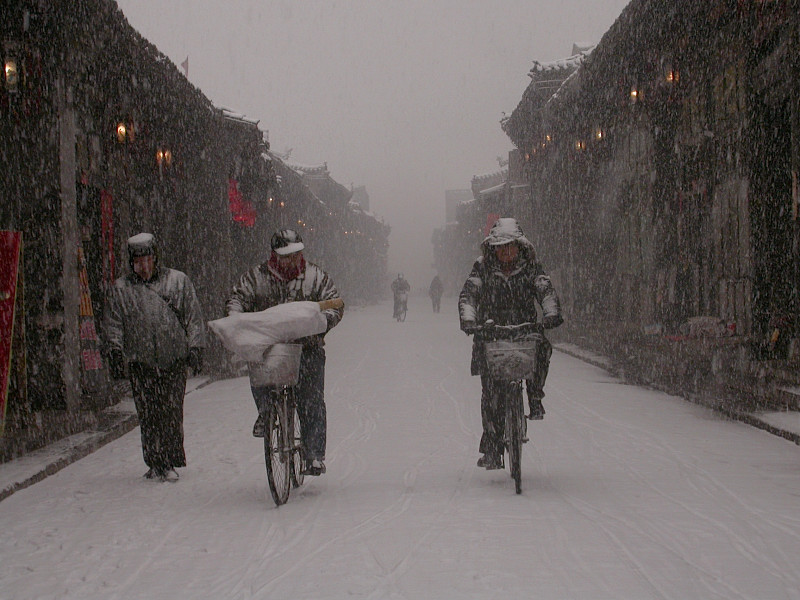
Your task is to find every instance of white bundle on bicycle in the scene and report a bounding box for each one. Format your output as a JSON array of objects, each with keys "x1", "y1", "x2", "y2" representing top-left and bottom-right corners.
[{"x1": 208, "y1": 300, "x2": 335, "y2": 362}]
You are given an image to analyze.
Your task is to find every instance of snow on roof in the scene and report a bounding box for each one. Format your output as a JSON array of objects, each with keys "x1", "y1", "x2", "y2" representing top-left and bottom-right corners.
[
  {"x1": 529, "y1": 47, "x2": 594, "y2": 79},
  {"x1": 288, "y1": 162, "x2": 329, "y2": 176},
  {"x1": 472, "y1": 169, "x2": 508, "y2": 184},
  {"x1": 479, "y1": 182, "x2": 507, "y2": 197},
  {"x1": 545, "y1": 67, "x2": 583, "y2": 107},
  {"x1": 219, "y1": 107, "x2": 260, "y2": 126}
]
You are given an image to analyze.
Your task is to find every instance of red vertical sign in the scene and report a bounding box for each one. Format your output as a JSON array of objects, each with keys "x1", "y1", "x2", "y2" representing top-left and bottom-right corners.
[{"x1": 0, "y1": 232, "x2": 22, "y2": 434}]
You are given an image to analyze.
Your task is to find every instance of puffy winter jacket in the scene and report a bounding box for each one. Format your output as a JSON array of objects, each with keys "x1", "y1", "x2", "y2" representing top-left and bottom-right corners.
[
  {"x1": 105, "y1": 267, "x2": 206, "y2": 368},
  {"x1": 226, "y1": 260, "x2": 343, "y2": 346},
  {"x1": 459, "y1": 218, "x2": 562, "y2": 375}
]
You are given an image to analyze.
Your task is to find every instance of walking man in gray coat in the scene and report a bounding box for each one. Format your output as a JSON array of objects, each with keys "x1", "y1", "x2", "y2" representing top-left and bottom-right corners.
[{"x1": 106, "y1": 233, "x2": 206, "y2": 481}]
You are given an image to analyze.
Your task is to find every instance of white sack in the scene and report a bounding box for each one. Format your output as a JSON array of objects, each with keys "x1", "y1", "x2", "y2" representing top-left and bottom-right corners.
[{"x1": 208, "y1": 301, "x2": 327, "y2": 362}]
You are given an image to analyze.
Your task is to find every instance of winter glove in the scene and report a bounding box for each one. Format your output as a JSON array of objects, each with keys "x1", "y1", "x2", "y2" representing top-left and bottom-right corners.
[
  {"x1": 188, "y1": 347, "x2": 204, "y2": 376},
  {"x1": 461, "y1": 321, "x2": 477, "y2": 335},
  {"x1": 108, "y1": 350, "x2": 125, "y2": 380},
  {"x1": 543, "y1": 315, "x2": 563, "y2": 330}
]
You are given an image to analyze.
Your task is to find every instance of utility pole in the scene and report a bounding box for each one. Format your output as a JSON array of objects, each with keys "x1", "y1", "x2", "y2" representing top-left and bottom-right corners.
[{"x1": 58, "y1": 76, "x2": 81, "y2": 413}]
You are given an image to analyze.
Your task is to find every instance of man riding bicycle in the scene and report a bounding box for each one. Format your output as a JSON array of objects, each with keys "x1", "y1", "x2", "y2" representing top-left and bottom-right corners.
[
  {"x1": 227, "y1": 229, "x2": 344, "y2": 476},
  {"x1": 391, "y1": 273, "x2": 410, "y2": 319},
  {"x1": 458, "y1": 218, "x2": 563, "y2": 469}
]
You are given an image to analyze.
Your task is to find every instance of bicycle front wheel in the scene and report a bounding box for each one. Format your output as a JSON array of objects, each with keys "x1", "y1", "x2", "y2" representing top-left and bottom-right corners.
[
  {"x1": 506, "y1": 382, "x2": 524, "y2": 494},
  {"x1": 264, "y1": 400, "x2": 291, "y2": 506}
]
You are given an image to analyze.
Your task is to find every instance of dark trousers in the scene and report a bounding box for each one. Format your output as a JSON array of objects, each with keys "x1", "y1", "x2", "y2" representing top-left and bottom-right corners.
[
  {"x1": 525, "y1": 336, "x2": 553, "y2": 400},
  {"x1": 479, "y1": 375, "x2": 516, "y2": 457},
  {"x1": 431, "y1": 296, "x2": 441, "y2": 313},
  {"x1": 479, "y1": 336, "x2": 552, "y2": 456},
  {"x1": 252, "y1": 347, "x2": 327, "y2": 461},
  {"x1": 129, "y1": 360, "x2": 188, "y2": 472}
]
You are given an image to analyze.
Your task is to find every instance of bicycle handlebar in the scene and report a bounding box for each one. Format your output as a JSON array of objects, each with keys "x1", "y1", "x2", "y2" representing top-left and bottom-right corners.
[{"x1": 467, "y1": 321, "x2": 543, "y2": 340}]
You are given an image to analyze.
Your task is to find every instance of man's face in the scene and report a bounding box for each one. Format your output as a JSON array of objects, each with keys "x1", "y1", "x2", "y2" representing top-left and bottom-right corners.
[
  {"x1": 133, "y1": 254, "x2": 155, "y2": 281},
  {"x1": 494, "y1": 242, "x2": 519, "y2": 265}
]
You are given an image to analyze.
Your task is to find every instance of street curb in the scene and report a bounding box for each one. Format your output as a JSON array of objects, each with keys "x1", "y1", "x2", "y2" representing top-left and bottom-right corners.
[
  {"x1": 0, "y1": 377, "x2": 213, "y2": 503},
  {"x1": 553, "y1": 343, "x2": 800, "y2": 447},
  {"x1": 0, "y1": 413, "x2": 140, "y2": 503}
]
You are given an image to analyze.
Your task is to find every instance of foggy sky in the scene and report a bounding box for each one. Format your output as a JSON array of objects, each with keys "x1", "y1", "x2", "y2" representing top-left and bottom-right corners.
[{"x1": 114, "y1": 0, "x2": 631, "y2": 290}]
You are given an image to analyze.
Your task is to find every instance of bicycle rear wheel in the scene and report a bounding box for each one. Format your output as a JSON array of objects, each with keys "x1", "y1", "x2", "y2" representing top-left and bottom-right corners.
[
  {"x1": 505, "y1": 382, "x2": 524, "y2": 494},
  {"x1": 264, "y1": 399, "x2": 291, "y2": 506},
  {"x1": 289, "y1": 401, "x2": 305, "y2": 488}
]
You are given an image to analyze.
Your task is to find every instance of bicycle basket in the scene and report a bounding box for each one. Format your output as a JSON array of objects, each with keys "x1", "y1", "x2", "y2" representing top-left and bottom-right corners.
[
  {"x1": 484, "y1": 335, "x2": 541, "y2": 380},
  {"x1": 248, "y1": 343, "x2": 302, "y2": 387}
]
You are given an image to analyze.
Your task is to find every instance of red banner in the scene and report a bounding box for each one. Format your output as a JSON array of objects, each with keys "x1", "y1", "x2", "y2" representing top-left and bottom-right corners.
[
  {"x1": 0, "y1": 232, "x2": 22, "y2": 434},
  {"x1": 228, "y1": 179, "x2": 256, "y2": 227}
]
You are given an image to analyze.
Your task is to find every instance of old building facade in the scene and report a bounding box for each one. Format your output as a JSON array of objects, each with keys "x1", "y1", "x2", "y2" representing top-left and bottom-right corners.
[
  {"x1": 0, "y1": 0, "x2": 389, "y2": 459},
  {"x1": 438, "y1": 0, "x2": 800, "y2": 408}
]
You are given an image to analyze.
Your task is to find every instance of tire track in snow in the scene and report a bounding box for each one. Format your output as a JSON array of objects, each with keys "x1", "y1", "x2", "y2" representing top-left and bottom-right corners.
[
  {"x1": 205, "y1": 320, "x2": 392, "y2": 597},
  {"x1": 252, "y1": 314, "x2": 478, "y2": 598},
  {"x1": 356, "y1": 333, "x2": 480, "y2": 598},
  {"x1": 552, "y1": 378, "x2": 800, "y2": 592},
  {"x1": 540, "y1": 363, "x2": 799, "y2": 598}
]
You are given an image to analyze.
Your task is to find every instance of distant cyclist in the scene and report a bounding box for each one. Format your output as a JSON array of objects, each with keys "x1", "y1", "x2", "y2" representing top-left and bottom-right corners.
[
  {"x1": 391, "y1": 273, "x2": 410, "y2": 319},
  {"x1": 458, "y1": 218, "x2": 562, "y2": 469}
]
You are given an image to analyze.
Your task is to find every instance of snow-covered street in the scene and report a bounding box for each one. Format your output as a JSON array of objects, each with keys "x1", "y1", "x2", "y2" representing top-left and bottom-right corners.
[{"x1": 1, "y1": 299, "x2": 799, "y2": 600}]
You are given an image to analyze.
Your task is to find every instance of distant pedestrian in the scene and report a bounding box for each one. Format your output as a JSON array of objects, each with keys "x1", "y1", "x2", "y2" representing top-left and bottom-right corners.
[
  {"x1": 429, "y1": 275, "x2": 444, "y2": 313},
  {"x1": 105, "y1": 233, "x2": 206, "y2": 482}
]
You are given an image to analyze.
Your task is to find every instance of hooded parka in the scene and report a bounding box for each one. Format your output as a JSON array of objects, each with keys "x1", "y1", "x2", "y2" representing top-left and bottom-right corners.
[{"x1": 458, "y1": 218, "x2": 562, "y2": 376}]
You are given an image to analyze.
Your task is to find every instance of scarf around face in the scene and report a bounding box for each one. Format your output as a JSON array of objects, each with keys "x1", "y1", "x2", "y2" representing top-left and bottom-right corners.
[{"x1": 267, "y1": 252, "x2": 306, "y2": 281}]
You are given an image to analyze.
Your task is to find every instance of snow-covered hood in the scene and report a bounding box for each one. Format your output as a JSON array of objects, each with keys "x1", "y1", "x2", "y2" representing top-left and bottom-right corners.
[{"x1": 480, "y1": 218, "x2": 536, "y2": 263}]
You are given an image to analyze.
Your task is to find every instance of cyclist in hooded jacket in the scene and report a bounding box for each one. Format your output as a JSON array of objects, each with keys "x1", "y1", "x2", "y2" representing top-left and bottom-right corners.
[{"x1": 458, "y1": 218, "x2": 562, "y2": 470}]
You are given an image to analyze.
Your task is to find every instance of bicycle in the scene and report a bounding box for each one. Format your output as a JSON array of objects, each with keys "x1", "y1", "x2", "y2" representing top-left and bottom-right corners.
[
  {"x1": 470, "y1": 321, "x2": 542, "y2": 494},
  {"x1": 394, "y1": 291, "x2": 408, "y2": 322},
  {"x1": 249, "y1": 343, "x2": 306, "y2": 506}
]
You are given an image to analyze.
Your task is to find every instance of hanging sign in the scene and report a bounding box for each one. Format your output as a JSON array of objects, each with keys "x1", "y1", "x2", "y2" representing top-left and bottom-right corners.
[{"x1": 0, "y1": 232, "x2": 22, "y2": 434}]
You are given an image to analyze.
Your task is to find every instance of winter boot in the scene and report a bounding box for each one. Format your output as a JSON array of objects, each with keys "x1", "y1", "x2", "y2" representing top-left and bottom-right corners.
[
  {"x1": 302, "y1": 459, "x2": 326, "y2": 476},
  {"x1": 252, "y1": 413, "x2": 266, "y2": 437},
  {"x1": 528, "y1": 397, "x2": 545, "y2": 420},
  {"x1": 477, "y1": 453, "x2": 503, "y2": 470},
  {"x1": 161, "y1": 468, "x2": 180, "y2": 482}
]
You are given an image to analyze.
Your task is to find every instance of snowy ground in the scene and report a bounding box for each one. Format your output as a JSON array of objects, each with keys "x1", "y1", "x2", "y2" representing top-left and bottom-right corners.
[{"x1": 1, "y1": 299, "x2": 799, "y2": 600}]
